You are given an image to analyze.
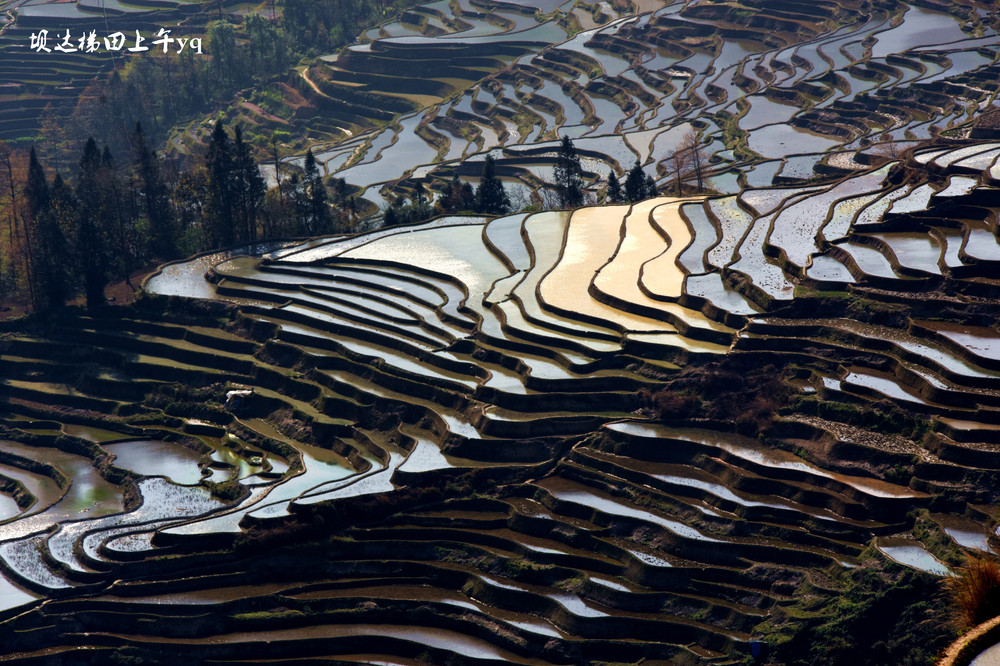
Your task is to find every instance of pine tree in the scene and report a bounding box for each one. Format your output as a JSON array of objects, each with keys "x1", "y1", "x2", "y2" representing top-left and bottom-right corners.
[
  {"x1": 625, "y1": 160, "x2": 648, "y2": 203},
  {"x1": 25, "y1": 150, "x2": 69, "y2": 310},
  {"x1": 330, "y1": 177, "x2": 351, "y2": 232},
  {"x1": 303, "y1": 148, "x2": 330, "y2": 235},
  {"x1": 439, "y1": 174, "x2": 475, "y2": 213},
  {"x1": 22, "y1": 147, "x2": 47, "y2": 309},
  {"x1": 206, "y1": 120, "x2": 236, "y2": 247},
  {"x1": 384, "y1": 202, "x2": 400, "y2": 227},
  {"x1": 42, "y1": 172, "x2": 73, "y2": 308},
  {"x1": 100, "y1": 145, "x2": 137, "y2": 286},
  {"x1": 475, "y1": 155, "x2": 510, "y2": 216},
  {"x1": 645, "y1": 173, "x2": 658, "y2": 199},
  {"x1": 134, "y1": 123, "x2": 178, "y2": 259},
  {"x1": 172, "y1": 166, "x2": 210, "y2": 252},
  {"x1": 76, "y1": 137, "x2": 111, "y2": 308},
  {"x1": 24, "y1": 147, "x2": 48, "y2": 223},
  {"x1": 606, "y1": 172, "x2": 623, "y2": 203},
  {"x1": 554, "y1": 135, "x2": 584, "y2": 209},
  {"x1": 233, "y1": 125, "x2": 265, "y2": 243},
  {"x1": 286, "y1": 172, "x2": 308, "y2": 235}
]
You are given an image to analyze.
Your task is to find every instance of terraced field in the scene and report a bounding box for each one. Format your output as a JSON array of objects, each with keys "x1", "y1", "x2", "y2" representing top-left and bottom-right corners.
[
  {"x1": 1, "y1": 141, "x2": 1000, "y2": 662},
  {"x1": 0, "y1": 0, "x2": 213, "y2": 142},
  {"x1": 5, "y1": 0, "x2": 1000, "y2": 200},
  {"x1": 202, "y1": 0, "x2": 1000, "y2": 215},
  {"x1": 5, "y1": 0, "x2": 1000, "y2": 663}
]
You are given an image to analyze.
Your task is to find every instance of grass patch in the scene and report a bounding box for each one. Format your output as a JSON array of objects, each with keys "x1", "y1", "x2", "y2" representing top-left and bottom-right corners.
[
  {"x1": 786, "y1": 396, "x2": 931, "y2": 440},
  {"x1": 232, "y1": 609, "x2": 305, "y2": 622},
  {"x1": 944, "y1": 552, "x2": 1000, "y2": 629},
  {"x1": 749, "y1": 548, "x2": 954, "y2": 665},
  {"x1": 792, "y1": 287, "x2": 909, "y2": 326}
]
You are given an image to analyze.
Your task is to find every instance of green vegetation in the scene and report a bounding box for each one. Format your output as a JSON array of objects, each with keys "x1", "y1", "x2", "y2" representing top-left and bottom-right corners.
[
  {"x1": 787, "y1": 397, "x2": 931, "y2": 440},
  {"x1": 0, "y1": 118, "x2": 368, "y2": 310},
  {"x1": 753, "y1": 550, "x2": 954, "y2": 666},
  {"x1": 554, "y1": 135, "x2": 585, "y2": 208},
  {"x1": 624, "y1": 159, "x2": 658, "y2": 202},
  {"x1": 385, "y1": 154, "x2": 512, "y2": 225},
  {"x1": 474, "y1": 154, "x2": 511, "y2": 216},
  {"x1": 793, "y1": 288, "x2": 909, "y2": 326},
  {"x1": 3, "y1": 1, "x2": 1000, "y2": 663},
  {"x1": 38, "y1": 1, "x2": 427, "y2": 168}
]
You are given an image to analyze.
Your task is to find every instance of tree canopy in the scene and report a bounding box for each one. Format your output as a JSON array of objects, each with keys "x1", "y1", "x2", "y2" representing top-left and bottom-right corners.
[
  {"x1": 475, "y1": 155, "x2": 510, "y2": 216},
  {"x1": 554, "y1": 135, "x2": 585, "y2": 209}
]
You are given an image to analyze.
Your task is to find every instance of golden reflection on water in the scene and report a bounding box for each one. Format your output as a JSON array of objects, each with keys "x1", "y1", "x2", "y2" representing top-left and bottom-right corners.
[{"x1": 539, "y1": 204, "x2": 677, "y2": 333}]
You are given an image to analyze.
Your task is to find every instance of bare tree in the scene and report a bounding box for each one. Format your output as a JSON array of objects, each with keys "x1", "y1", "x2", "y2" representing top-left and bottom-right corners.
[
  {"x1": 538, "y1": 186, "x2": 562, "y2": 211},
  {"x1": 271, "y1": 132, "x2": 284, "y2": 206},
  {"x1": 662, "y1": 150, "x2": 688, "y2": 196},
  {"x1": 661, "y1": 129, "x2": 709, "y2": 195},
  {"x1": 0, "y1": 143, "x2": 31, "y2": 302},
  {"x1": 508, "y1": 185, "x2": 531, "y2": 212},
  {"x1": 678, "y1": 129, "x2": 707, "y2": 192},
  {"x1": 873, "y1": 132, "x2": 903, "y2": 162}
]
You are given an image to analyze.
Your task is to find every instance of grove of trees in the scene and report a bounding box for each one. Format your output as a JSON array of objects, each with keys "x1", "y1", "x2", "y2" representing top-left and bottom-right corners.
[
  {"x1": 41, "y1": 0, "x2": 428, "y2": 168},
  {"x1": 2, "y1": 109, "x2": 712, "y2": 315},
  {"x1": 554, "y1": 135, "x2": 585, "y2": 209},
  {"x1": 386, "y1": 154, "x2": 511, "y2": 225},
  {"x1": 0, "y1": 121, "x2": 344, "y2": 312}
]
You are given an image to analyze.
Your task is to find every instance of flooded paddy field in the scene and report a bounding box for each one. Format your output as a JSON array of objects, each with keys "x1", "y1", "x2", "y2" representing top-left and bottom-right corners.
[
  {"x1": 2, "y1": 139, "x2": 1000, "y2": 661},
  {"x1": 6, "y1": 0, "x2": 1000, "y2": 662}
]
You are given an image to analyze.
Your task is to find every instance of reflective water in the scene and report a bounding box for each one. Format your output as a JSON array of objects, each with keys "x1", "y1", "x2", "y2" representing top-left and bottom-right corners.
[
  {"x1": 104, "y1": 440, "x2": 204, "y2": 486},
  {"x1": 878, "y1": 542, "x2": 952, "y2": 576}
]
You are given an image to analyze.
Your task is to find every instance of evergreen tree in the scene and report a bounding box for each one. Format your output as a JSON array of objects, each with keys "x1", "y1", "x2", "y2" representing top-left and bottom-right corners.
[
  {"x1": 303, "y1": 148, "x2": 331, "y2": 235},
  {"x1": 24, "y1": 147, "x2": 48, "y2": 223},
  {"x1": 438, "y1": 174, "x2": 475, "y2": 213},
  {"x1": 100, "y1": 145, "x2": 138, "y2": 286},
  {"x1": 23, "y1": 147, "x2": 47, "y2": 309},
  {"x1": 134, "y1": 123, "x2": 177, "y2": 259},
  {"x1": 25, "y1": 152, "x2": 70, "y2": 310},
  {"x1": 244, "y1": 12, "x2": 287, "y2": 78},
  {"x1": 331, "y1": 177, "x2": 348, "y2": 208},
  {"x1": 172, "y1": 165, "x2": 209, "y2": 254},
  {"x1": 606, "y1": 172, "x2": 623, "y2": 203},
  {"x1": 554, "y1": 135, "x2": 584, "y2": 209},
  {"x1": 207, "y1": 21, "x2": 239, "y2": 88},
  {"x1": 645, "y1": 173, "x2": 658, "y2": 199},
  {"x1": 330, "y1": 177, "x2": 352, "y2": 232},
  {"x1": 206, "y1": 120, "x2": 236, "y2": 247},
  {"x1": 44, "y1": 173, "x2": 74, "y2": 307},
  {"x1": 475, "y1": 155, "x2": 509, "y2": 216},
  {"x1": 76, "y1": 137, "x2": 111, "y2": 308},
  {"x1": 384, "y1": 201, "x2": 400, "y2": 227},
  {"x1": 233, "y1": 125, "x2": 265, "y2": 243},
  {"x1": 287, "y1": 172, "x2": 308, "y2": 235},
  {"x1": 625, "y1": 160, "x2": 649, "y2": 203}
]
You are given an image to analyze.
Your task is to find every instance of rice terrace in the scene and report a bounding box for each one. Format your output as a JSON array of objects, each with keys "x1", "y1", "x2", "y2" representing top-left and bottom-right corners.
[{"x1": 3, "y1": 0, "x2": 1000, "y2": 663}]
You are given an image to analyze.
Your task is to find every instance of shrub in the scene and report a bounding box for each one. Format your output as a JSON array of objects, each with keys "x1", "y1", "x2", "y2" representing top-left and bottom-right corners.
[
  {"x1": 944, "y1": 553, "x2": 1000, "y2": 628},
  {"x1": 639, "y1": 388, "x2": 702, "y2": 420}
]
